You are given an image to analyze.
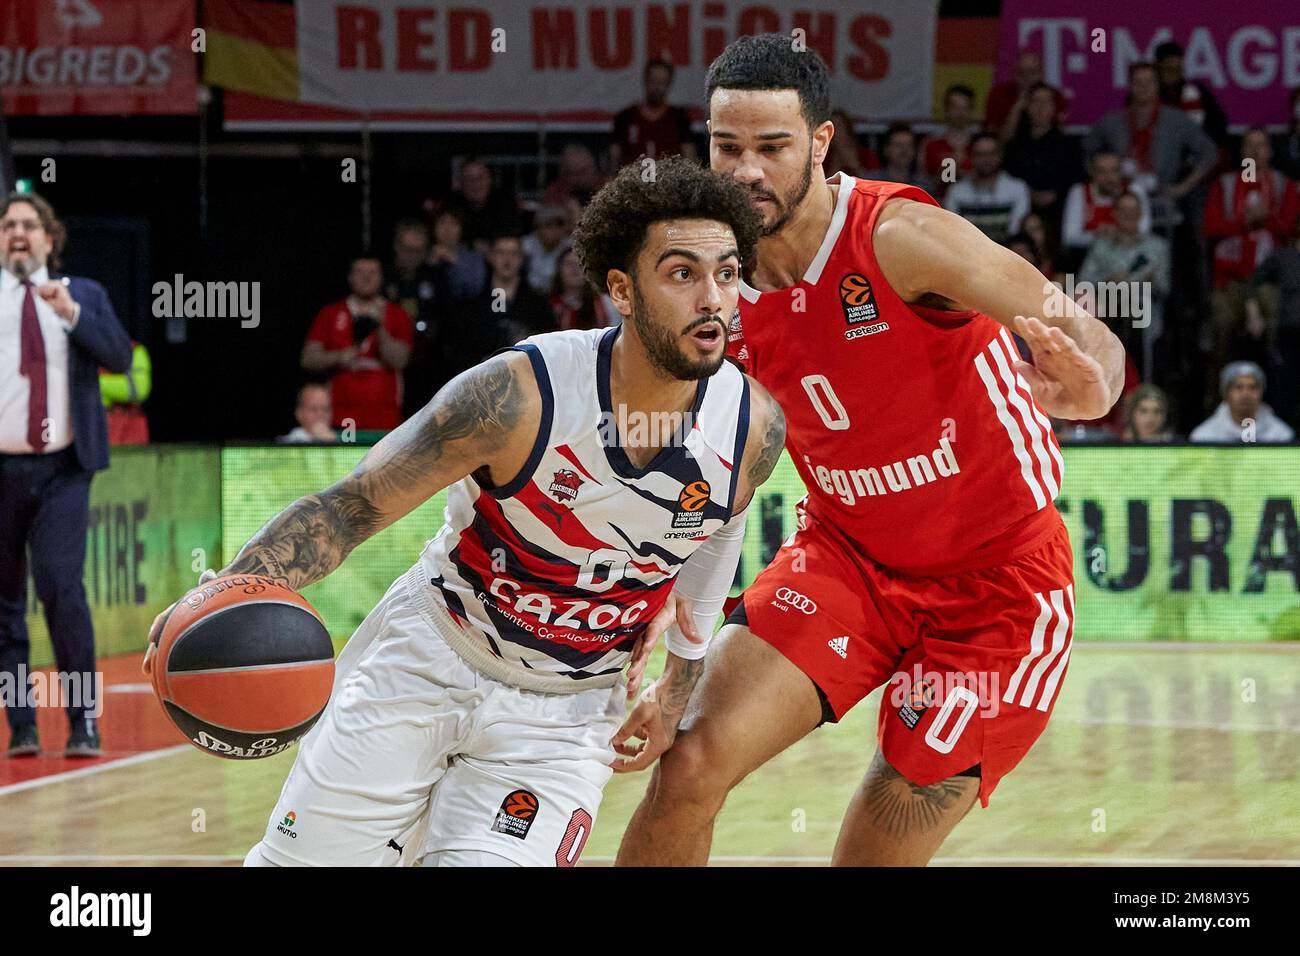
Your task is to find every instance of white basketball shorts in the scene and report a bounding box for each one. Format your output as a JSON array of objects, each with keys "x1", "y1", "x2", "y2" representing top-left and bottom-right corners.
[{"x1": 246, "y1": 568, "x2": 624, "y2": 867}]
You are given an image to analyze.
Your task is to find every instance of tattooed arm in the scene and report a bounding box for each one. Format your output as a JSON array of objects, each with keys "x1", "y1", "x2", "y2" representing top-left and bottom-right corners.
[
  {"x1": 735, "y1": 375, "x2": 787, "y2": 512},
  {"x1": 223, "y1": 351, "x2": 541, "y2": 589}
]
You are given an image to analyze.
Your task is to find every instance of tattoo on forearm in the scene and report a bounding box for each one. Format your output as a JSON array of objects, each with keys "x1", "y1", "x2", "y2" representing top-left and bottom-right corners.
[
  {"x1": 860, "y1": 751, "x2": 977, "y2": 838},
  {"x1": 659, "y1": 657, "x2": 705, "y2": 727},
  {"x1": 226, "y1": 489, "x2": 383, "y2": 590},
  {"x1": 227, "y1": 356, "x2": 525, "y2": 590},
  {"x1": 356, "y1": 357, "x2": 524, "y2": 502},
  {"x1": 746, "y1": 394, "x2": 786, "y2": 490}
]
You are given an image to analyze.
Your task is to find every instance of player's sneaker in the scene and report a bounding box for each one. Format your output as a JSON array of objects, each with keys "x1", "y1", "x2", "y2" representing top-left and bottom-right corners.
[
  {"x1": 65, "y1": 718, "x2": 101, "y2": 758},
  {"x1": 6, "y1": 723, "x2": 40, "y2": 757}
]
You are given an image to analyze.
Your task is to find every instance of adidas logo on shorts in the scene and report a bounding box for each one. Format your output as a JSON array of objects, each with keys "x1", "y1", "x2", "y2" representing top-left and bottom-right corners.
[{"x1": 828, "y1": 636, "x2": 849, "y2": 659}]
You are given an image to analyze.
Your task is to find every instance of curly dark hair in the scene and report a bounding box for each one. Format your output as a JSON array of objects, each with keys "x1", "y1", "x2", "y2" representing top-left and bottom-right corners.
[
  {"x1": 571, "y1": 155, "x2": 760, "y2": 292},
  {"x1": 705, "y1": 33, "x2": 831, "y2": 130}
]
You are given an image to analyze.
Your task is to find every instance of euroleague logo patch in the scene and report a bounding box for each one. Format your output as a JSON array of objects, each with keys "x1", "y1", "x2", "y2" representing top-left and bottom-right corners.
[
  {"x1": 898, "y1": 677, "x2": 936, "y2": 730},
  {"x1": 491, "y1": 789, "x2": 540, "y2": 840},
  {"x1": 839, "y1": 273, "x2": 889, "y2": 340},
  {"x1": 671, "y1": 480, "x2": 711, "y2": 529}
]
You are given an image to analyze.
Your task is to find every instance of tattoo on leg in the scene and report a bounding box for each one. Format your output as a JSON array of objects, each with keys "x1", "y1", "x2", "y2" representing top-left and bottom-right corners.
[{"x1": 861, "y1": 752, "x2": 977, "y2": 838}]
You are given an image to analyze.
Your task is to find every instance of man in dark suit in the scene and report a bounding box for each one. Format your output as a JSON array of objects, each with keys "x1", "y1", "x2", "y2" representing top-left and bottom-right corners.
[{"x1": 0, "y1": 191, "x2": 132, "y2": 757}]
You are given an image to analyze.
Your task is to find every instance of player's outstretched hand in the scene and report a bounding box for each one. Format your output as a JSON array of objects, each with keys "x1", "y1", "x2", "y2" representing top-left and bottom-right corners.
[
  {"x1": 143, "y1": 569, "x2": 217, "y2": 676},
  {"x1": 1011, "y1": 315, "x2": 1110, "y2": 421}
]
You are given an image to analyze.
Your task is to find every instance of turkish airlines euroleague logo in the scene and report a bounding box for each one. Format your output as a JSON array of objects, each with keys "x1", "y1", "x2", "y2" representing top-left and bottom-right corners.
[
  {"x1": 671, "y1": 480, "x2": 711, "y2": 530},
  {"x1": 839, "y1": 273, "x2": 889, "y2": 340},
  {"x1": 491, "y1": 789, "x2": 539, "y2": 840}
]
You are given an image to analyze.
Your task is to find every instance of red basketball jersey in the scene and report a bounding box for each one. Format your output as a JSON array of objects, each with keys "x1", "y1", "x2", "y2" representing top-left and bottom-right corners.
[{"x1": 729, "y1": 175, "x2": 1064, "y2": 574}]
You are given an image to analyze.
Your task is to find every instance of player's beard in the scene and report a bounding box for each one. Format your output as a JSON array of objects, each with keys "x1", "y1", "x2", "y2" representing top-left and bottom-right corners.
[
  {"x1": 629, "y1": 281, "x2": 726, "y2": 381},
  {"x1": 754, "y1": 143, "x2": 815, "y2": 237}
]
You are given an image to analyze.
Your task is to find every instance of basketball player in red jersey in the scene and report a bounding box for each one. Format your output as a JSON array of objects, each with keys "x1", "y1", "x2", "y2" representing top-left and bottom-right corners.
[{"x1": 616, "y1": 35, "x2": 1126, "y2": 866}]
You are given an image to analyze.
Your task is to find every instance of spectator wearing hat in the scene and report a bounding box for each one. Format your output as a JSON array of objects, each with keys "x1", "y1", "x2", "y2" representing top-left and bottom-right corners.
[{"x1": 1190, "y1": 361, "x2": 1295, "y2": 443}]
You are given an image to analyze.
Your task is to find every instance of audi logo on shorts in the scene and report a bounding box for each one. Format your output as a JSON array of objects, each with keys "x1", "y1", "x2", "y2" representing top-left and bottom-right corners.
[{"x1": 774, "y1": 588, "x2": 817, "y2": 614}]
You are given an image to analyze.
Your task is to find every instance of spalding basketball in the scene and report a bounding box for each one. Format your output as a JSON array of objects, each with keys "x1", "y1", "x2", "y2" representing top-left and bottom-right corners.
[{"x1": 150, "y1": 574, "x2": 334, "y2": 760}]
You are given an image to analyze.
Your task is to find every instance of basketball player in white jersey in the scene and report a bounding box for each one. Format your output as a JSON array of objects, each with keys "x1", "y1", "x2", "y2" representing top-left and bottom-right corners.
[{"x1": 145, "y1": 157, "x2": 785, "y2": 866}]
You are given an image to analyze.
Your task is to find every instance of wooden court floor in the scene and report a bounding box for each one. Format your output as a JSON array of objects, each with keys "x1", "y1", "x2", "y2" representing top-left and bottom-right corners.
[{"x1": 1, "y1": 643, "x2": 1297, "y2": 866}]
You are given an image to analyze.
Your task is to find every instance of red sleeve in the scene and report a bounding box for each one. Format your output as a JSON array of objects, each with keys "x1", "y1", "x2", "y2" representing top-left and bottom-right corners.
[
  {"x1": 384, "y1": 303, "x2": 414, "y2": 343},
  {"x1": 306, "y1": 304, "x2": 343, "y2": 348},
  {"x1": 1271, "y1": 179, "x2": 1299, "y2": 241},
  {"x1": 1203, "y1": 177, "x2": 1240, "y2": 239}
]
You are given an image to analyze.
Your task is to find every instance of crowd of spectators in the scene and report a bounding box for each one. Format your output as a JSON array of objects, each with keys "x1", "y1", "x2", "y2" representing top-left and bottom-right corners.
[{"x1": 287, "y1": 47, "x2": 1300, "y2": 446}]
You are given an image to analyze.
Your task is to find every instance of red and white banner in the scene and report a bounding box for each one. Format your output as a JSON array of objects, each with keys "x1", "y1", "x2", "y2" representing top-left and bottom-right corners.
[
  {"x1": 999, "y1": 0, "x2": 1300, "y2": 128},
  {"x1": 0, "y1": 0, "x2": 197, "y2": 116},
  {"x1": 269, "y1": 0, "x2": 936, "y2": 128}
]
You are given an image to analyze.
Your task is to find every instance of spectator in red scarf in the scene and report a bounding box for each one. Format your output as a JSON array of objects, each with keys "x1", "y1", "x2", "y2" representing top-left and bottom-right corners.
[
  {"x1": 1206, "y1": 128, "x2": 1300, "y2": 364},
  {"x1": 1061, "y1": 151, "x2": 1152, "y2": 261},
  {"x1": 1083, "y1": 62, "x2": 1217, "y2": 231}
]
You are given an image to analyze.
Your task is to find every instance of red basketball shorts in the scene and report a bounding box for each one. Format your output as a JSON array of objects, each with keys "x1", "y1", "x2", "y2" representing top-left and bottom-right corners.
[{"x1": 735, "y1": 504, "x2": 1075, "y2": 807}]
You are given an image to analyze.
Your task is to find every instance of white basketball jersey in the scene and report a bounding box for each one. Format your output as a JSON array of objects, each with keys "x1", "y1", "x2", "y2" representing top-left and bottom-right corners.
[{"x1": 416, "y1": 326, "x2": 750, "y2": 693}]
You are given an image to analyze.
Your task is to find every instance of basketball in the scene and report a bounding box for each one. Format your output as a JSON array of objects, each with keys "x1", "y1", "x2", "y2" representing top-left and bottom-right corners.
[{"x1": 150, "y1": 575, "x2": 335, "y2": 760}]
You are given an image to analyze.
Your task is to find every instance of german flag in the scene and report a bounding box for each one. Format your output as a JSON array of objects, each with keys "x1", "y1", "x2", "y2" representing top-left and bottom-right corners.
[
  {"x1": 203, "y1": 0, "x2": 298, "y2": 101},
  {"x1": 932, "y1": 16, "x2": 999, "y2": 120}
]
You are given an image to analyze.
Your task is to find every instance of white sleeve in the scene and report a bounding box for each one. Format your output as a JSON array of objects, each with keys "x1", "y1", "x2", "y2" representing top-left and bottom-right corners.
[{"x1": 662, "y1": 508, "x2": 748, "y2": 660}]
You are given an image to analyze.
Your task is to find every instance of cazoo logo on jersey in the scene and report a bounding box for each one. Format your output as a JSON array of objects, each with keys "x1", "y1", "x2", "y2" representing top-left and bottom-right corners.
[{"x1": 773, "y1": 588, "x2": 817, "y2": 614}]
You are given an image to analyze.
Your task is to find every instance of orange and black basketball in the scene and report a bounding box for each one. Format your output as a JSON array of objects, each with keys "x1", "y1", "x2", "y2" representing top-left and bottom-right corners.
[
  {"x1": 839, "y1": 273, "x2": 873, "y2": 307},
  {"x1": 678, "y1": 480, "x2": 711, "y2": 512},
  {"x1": 150, "y1": 574, "x2": 334, "y2": 760}
]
